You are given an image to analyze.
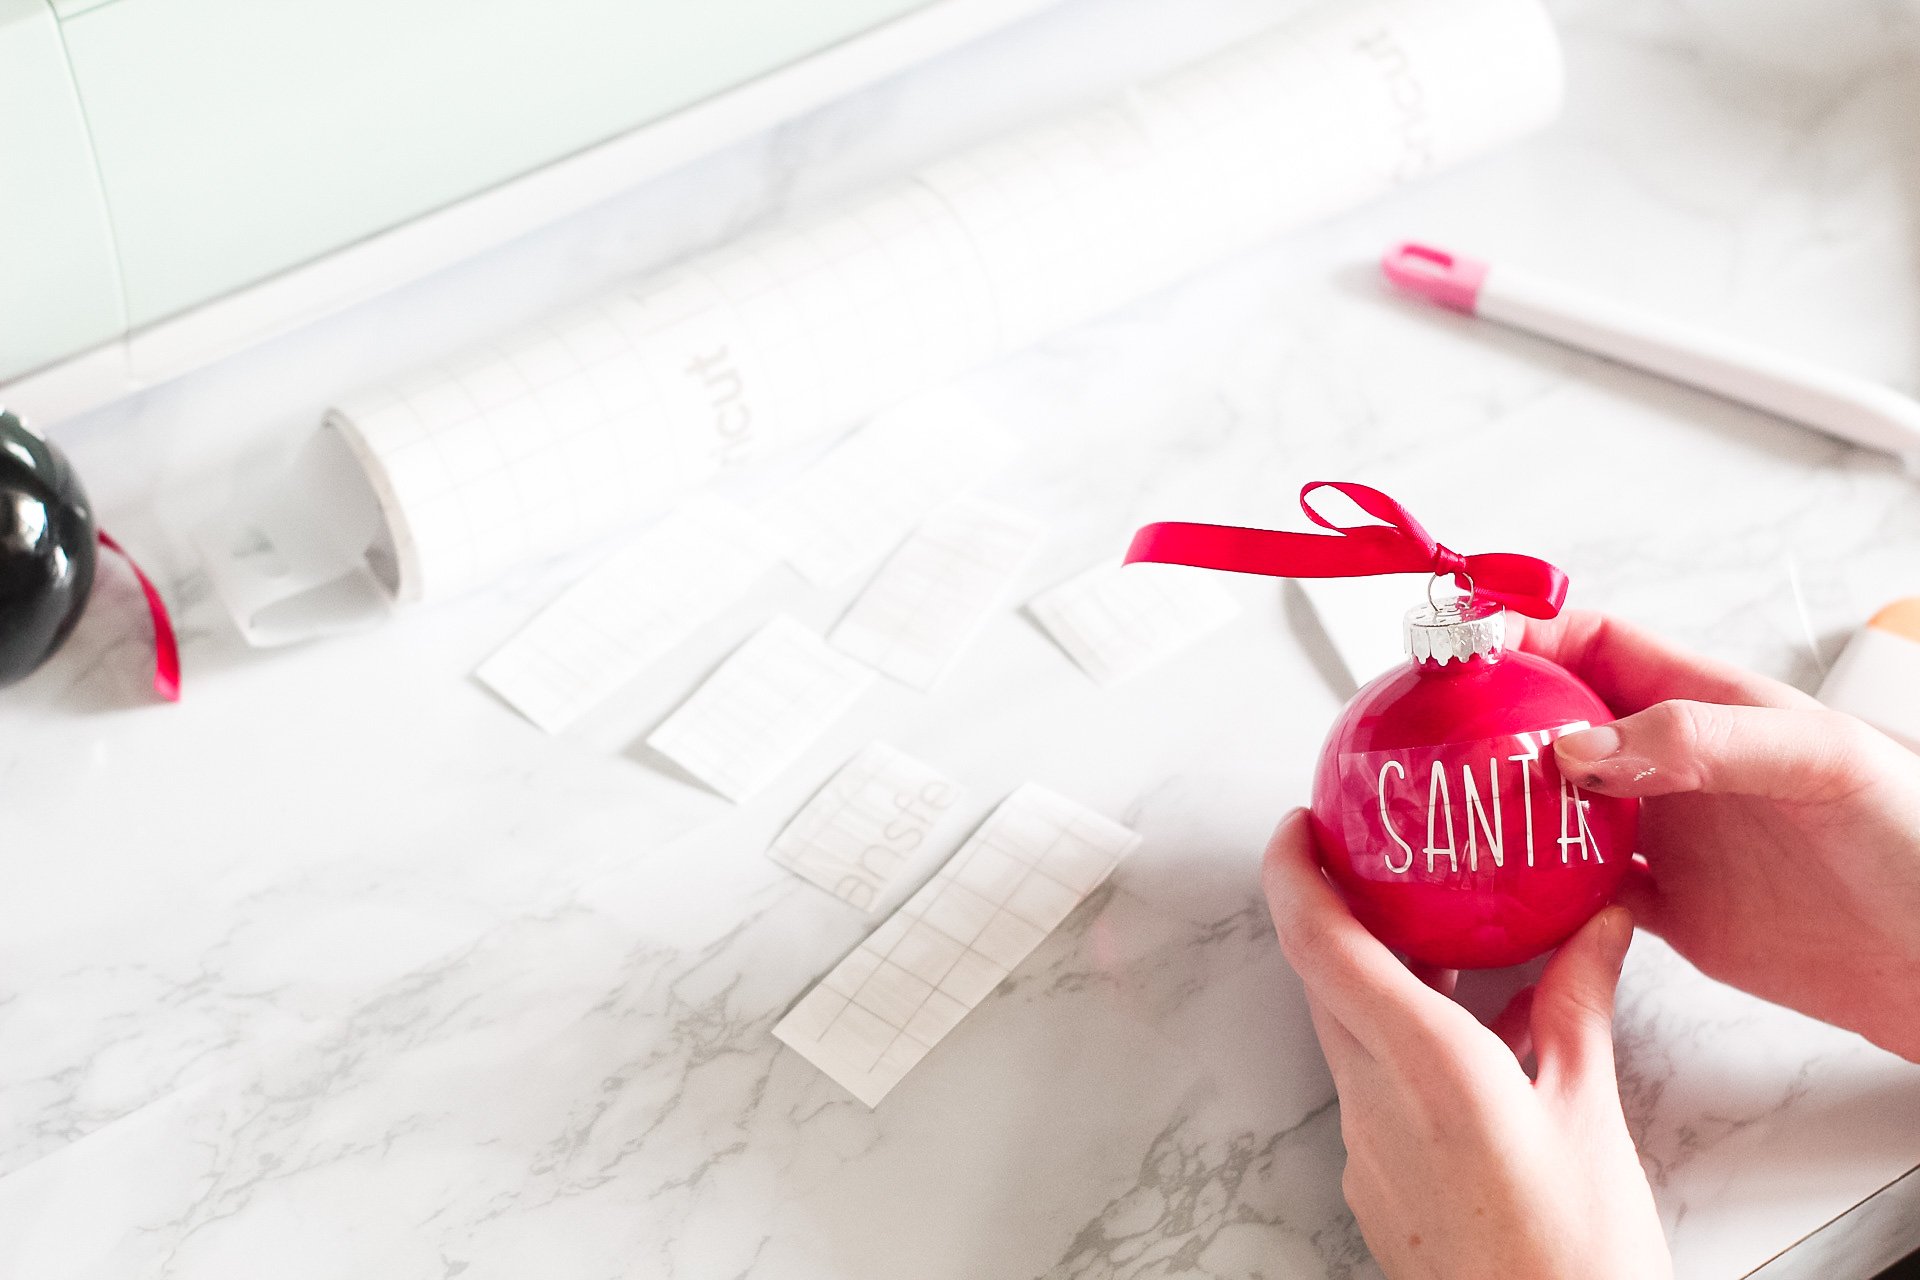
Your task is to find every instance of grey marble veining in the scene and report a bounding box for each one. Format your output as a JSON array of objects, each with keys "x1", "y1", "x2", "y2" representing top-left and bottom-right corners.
[{"x1": 3, "y1": 0, "x2": 1920, "y2": 1276}]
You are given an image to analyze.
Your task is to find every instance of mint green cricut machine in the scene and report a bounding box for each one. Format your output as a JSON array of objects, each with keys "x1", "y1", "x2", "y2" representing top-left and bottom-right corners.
[{"x1": 0, "y1": 0, "x2": 1050, "y2": 420}]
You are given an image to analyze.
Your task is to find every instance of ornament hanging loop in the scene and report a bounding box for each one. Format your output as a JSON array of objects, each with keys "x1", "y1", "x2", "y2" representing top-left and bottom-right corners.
[{"x1": 1427, "y1": 570, "x2": 1476, "y2": 613}]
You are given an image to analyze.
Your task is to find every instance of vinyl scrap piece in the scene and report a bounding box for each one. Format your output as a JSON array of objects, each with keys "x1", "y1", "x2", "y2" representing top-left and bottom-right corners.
[
  {"x1": 476, "y1": 498, "x2": 777, "y2": 732},
  {"x1": 646, "y1": 615, "x2": 875, "y2": 802},
  {"x1": 766, "y1": 741, "x2": 962, "y2": 911},
  {"x1": 754, "y1": 397, "x2": 1019, "y2": 587},
  {"x1": 774, "y1": 783, "x2": 1141, "y2": 1106},
  {"x1": 830, "y1": 498, "x2": 1046, "y2": 690},
  {"x1": 1027, "y1": 559, "x2": 1240, "y2": 685}
]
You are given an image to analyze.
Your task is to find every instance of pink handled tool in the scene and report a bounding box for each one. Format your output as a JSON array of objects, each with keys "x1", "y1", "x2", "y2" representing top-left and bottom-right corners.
[{"x1": 1383, "y1": 241, "x2": 1920, "y2": 459}]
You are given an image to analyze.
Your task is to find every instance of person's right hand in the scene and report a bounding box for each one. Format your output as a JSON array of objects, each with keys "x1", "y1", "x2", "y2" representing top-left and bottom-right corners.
[{"x1": 1515, "y1": 611, "x2": 1920, "y2": 1062}]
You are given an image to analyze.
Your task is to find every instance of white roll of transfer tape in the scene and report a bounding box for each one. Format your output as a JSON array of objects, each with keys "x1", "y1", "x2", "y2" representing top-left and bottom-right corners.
[{"x1": 201, "y1": 0, "x2": 1565, "y2": 640}]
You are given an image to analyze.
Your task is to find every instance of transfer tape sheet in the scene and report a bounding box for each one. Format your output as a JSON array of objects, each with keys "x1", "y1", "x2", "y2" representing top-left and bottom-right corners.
[
  {"x1": 645, "y1": 615, "x2": 875, "y2": 802},
  {"x1": 774, "y1": 783, "x2": 1141, "y2": 1106},
  {"x1": 245, "y1": 0, "x2": 1557, "y2": 635},
  {"x1": 1029, "y1": 560, "x2": 1240, "y2": 685},
  {"x1": 766, "y1": 742, "x2": 962, "y2": 911},
  {"x1": 829, "y1": 498, "x2": 1045, "y2": 690},
  {"x1": 753, "y1": 399, "x2": 1021, "y2": 588},
  {"x1": 474, "y1": 499, "x2": 778, "y2": 732}
]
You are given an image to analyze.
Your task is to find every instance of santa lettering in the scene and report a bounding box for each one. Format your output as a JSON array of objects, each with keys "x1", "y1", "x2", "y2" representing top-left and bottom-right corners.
[{"x1": 1365, "y1": 722, "x2": 1602, "y2": 875}]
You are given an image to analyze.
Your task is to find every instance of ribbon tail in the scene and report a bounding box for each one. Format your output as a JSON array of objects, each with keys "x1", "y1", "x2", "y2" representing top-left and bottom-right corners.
[
  {"x1": 1458, "y1": 552, "x2": 1569, "y2": 619},
  {"x1": 1126, "y1": 521, "x2": 1440, "y2": 580},
  {"x1": 97, "y1": 531, "x2": 181, "y2": 702}
]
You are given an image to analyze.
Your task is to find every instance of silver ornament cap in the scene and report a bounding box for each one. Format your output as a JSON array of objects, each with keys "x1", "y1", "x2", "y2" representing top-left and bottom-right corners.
[{"x1": 1405, "y1": 592, "x2": 1506, "y2": 666}]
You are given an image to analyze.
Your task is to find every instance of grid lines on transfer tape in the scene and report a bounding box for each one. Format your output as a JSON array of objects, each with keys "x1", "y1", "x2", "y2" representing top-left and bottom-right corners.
[
  {"x1": 1029, "y1": 559, "x2": 1240, "y2": 686},
  {"x1": 646, "y1": 615, "x2": 875, "y2": 802},
  {"x1": 910, "y1": 24, "x2": 1321, "y2": 355},
  {"x1": 474, "y1": 500, "x2": 777, "y2": 732},
  {"x1": 766, "y1": 742, "x2": 960, "y2": 911},
  {"x1": 342, "y1": 295, "x2": 675, "y2": 601},
  {"x1": 917, "y1": 101, "x2": 1188, "y2": 349},
  {"x1": 829, "y1": 498, "x2": 1045, "y2": 689},
  {"x1": 754, "y1": 398, "x2": 1020, "y2": 588},
  {"x1": 339, "y1": 177, "x2": 997, "y2": 601},
  {"x1": 774, "y1": 784, "x2": 1140, "y2": 1106}
]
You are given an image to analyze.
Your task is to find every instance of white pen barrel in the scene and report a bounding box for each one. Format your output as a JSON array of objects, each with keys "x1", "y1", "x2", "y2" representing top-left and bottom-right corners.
[{"x1": 1476, "y1": 266, "x2": 1920, "y2": 456}]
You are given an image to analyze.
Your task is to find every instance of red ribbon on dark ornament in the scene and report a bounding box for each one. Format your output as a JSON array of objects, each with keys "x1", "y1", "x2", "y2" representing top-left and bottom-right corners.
[
  {"x1": 1123, "y1": 481, "x2": 1569, "y2": 620},
  {"x1": 98, "y1": 530, "x2": 181, "y2": 702}
]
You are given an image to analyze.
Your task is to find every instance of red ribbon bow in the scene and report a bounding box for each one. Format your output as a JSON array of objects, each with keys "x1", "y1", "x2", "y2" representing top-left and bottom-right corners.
[{"x1": 1123, "y1": 481, "x2": 1569, "y2": 619}]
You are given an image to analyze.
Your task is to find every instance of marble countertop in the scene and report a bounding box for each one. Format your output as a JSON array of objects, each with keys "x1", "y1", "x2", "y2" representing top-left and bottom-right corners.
[{"x1": 6, "y1": 0, "x2": 1920, "y2": 1276}]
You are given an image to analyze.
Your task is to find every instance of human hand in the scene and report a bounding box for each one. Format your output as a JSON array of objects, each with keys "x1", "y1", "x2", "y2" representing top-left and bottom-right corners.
[
  {"x1": 1264, "y1": 810, "x2": 1671, "y2": 1280},
  {"x1": 1517, "y1": 611, "x2": 1920, "y2": 1062}
]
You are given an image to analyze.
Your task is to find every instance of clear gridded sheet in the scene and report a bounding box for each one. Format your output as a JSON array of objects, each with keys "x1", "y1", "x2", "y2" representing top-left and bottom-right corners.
[
  {"x1": 474, "y1": 499, "x2": 779, "y2": 732},
  {"x1": 752, "y1": 397, "x2": 1020, "y2": 587},
  {"x1": 774, "y1": 783, "x2": 1142, "y2": 1106},
  {"x1": 1029, "y1": 559, "x2": 1241, "y2": 685},
  {"x1": 645, "y1": 615, "x2": 876, "y2": 802},
  {"x1": 829, "y1": 498, "x2": 1046, "y2": 689},
  {"x1": 766, "y1": 742, "x2": 963, "y2": 911}
]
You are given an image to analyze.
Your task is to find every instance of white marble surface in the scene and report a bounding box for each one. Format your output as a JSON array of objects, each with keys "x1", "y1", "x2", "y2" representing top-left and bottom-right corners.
[{"x1": 6, "y1": 0, "x2": 1920, "y2": 1276}]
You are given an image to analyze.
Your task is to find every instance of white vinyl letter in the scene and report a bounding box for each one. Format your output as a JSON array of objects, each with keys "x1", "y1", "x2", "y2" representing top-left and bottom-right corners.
[
  {"x1": 1377, "y1": 759, "x2": 1414, "y2": 874},
  {"x1": 1557, "y1": 774, "x2": 1595, "y2": 864},
  {"x1": 1424, "y1": 760, "x2": 1458, "y2": 874},
  {"x1": 1460, "y1": 758, "x2": 1503, "y2": 870},
  {"x1": 1575, "y1": 784, "x2": 1604, "y2": 863},
  {"x1": 1508, "y1": 740, "x2": 1539, "y2": 867}
]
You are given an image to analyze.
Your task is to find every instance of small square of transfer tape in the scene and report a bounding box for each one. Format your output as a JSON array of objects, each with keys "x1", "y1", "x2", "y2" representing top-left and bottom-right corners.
[
  {"x1": 646, "y1": 615, "x2": 875, "y2": 802},
  {"x1": 1028, "y1": 559, "x2": 1239, "y2": 685},
  {"x1": 753, "y1": 396, "x2": 1020, "y2": 587},
  {"x1": 830, "y1": 498, "x2": 1046, "y2": 690},
  {"x1": 766, "y1": 742, "x2": 962, "y2": 911},
  {"x1": 475, "y1": 498, "x2": 777, "y2": 732},
  {"x1": 774, "y1": 783, "x2": 1141, "y2": 1106}
]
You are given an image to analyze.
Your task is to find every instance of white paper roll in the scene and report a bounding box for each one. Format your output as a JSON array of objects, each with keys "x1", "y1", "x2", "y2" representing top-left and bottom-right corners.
[{"x1": 223, "y1": 0, "x2": 1561, "y2": 626}]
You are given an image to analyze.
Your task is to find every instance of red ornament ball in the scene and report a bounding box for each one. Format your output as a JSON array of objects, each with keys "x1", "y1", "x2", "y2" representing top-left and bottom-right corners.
[{"x1": 1309, "y1": 598, "x2": 1636, "y2": 969}]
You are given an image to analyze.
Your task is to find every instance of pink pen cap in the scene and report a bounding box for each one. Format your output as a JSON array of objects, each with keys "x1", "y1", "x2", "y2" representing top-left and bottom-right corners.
[{"x1": 1381, "y1": 242, "x2": 1489, "y2": 314}]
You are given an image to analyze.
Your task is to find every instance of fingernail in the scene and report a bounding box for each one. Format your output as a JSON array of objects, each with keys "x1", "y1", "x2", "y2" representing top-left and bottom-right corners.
[{"x1": 1556, "y1": 724, "x2": 1623, "y2": 764}]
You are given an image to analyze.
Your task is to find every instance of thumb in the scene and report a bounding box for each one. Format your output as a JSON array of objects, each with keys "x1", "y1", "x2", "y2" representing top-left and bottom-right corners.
[
  {"x1": 1531, "y1": 906, "x2": 1633, "y2": 1099},
  {"x1": 1555, "y1": 700, "x2": 1875, "y2": 802}
]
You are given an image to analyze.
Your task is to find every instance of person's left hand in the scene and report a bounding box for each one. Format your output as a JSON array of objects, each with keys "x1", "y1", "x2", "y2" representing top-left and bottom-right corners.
[{"x1": 1263, "y1": 809, "x2": 1671, "y2": 1279}]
